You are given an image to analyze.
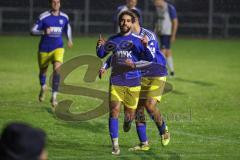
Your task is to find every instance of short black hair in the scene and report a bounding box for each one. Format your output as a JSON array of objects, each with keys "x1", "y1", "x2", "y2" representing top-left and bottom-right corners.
[
  {"x1": 49, "y1": 0, "x2": 60, "y2": 4},
  {"x1": 118, "y1": 10, "x2": 135, "y2": 24},
  {"x1": 130, "y1": 9, "x2": 141, "y2": 20}
]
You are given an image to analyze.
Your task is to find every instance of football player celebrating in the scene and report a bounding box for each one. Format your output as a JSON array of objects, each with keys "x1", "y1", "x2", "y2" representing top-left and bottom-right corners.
[
  {"x1": 100, "y1": 9, "x2": 170, "y2": 151},
  {"x1": 96, "y1": 11, "x2": 153, "y2": 155}
]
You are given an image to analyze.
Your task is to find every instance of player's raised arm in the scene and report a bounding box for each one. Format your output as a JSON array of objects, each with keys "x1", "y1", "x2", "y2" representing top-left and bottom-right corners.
[
  {"x1": 96, "y1": 34, "x2": 108, "y2": 58},
  {"x1": 141, "y1": 34, "x2": 148, "y2": 47},
  {"x1": 97, "y1": 34, "x2": 106, "y2": 47},
  {"x1": 141, "y1": 35, "x2": 154, "y2": 62}
]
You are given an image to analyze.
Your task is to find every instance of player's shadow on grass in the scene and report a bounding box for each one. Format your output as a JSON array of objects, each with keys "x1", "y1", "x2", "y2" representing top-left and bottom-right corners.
[
  {"x1": 55, "y1": 121, "x2": 107, "y2": 133},
  {"x1": 164, "y1": 82, "x2": 186, "y2": 95},
  {"x1": 131, "y1": 150, "x2": 181, "y2": 160},
  {"x1": 174, "y1": 77, "x2": 215, "y2": 87},
  {"x1": 48, "y1": 140, "x2": 109, "y2": 153},
  {"x1": 170, "y1": 90, "x2": 186, "y2": 95},
  {"x1": 45, "y1": 107, "x2": 53, "y2": 114}
]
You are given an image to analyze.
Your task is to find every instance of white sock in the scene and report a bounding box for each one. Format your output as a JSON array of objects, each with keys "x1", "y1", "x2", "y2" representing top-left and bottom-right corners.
[
  {"x1": 167, "y1": 56, "x2": 174, "y2": 72},
  {"x1": 52, "y1": 92, "x2": 58, "y2": 99},
  {"x1": 141, "y1": 141, "x2": 148, "y2": 145},
  {"x1": 112, "y1": 138, "x2": 119, "y2": 146},
  {"x1": 41, "y1": 84, "x2": 47, "y2": 89}
]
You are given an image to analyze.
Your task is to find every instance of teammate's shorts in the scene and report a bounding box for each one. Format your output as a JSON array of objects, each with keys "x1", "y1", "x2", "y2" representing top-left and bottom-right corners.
[
  {"x1": 38, "y1": 48, "x2": 64, "y2": 69},
  {"x1": 140, "y1": 76, "x2": 166, "y2": 102},
  {"x1": 160, "y1": 35, "x2": 171, "y2": 49},
  {"x1": 110, "y1": 85, "x2": 141, "y2": 109}
]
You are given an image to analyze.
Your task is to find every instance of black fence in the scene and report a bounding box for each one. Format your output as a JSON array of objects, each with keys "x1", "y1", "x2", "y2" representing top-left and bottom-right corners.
[{"x1": 0, "y1": 0, "x2": 239, "y2": 37}]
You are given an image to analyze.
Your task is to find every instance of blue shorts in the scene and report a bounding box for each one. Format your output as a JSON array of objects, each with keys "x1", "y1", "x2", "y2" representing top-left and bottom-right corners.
[{"x1": 160, "y1": 35, "x2": 171, "y2": 49}]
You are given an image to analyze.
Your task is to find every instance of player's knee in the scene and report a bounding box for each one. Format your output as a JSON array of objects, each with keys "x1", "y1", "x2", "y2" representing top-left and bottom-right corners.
[
  {"x1": 145, "y1": 99, "x2": 157, "y2": 108},
  {"x1": 166, "y1": 50, "x2": 172, "y2": 56},
  {"x1": 54, "y1": 67, "x2": 61, "y2": 74},
  {"x1": 109, "y1": 111, "x2": 118, "y2": 118},
  {"x1": 53, "y1": 62, "x2": 62, "y2": 72},
  {"x1": 110, "y1": 108, "x2": 119, "y2": 118},
  {"x1": 125, "y1": 113, "x2": 135, "y2": 122},
  {"x1": 135, "y1": 121, "x2": 146, "y2": 126},
  {"x1": 40, "y1": 68, "x2": 48, "y2": 74},
  {"x1": 146, "y1": 106, "x2": 156, "y2": 116},
  {"x1": 135, "y1": 114, "x2": 146, "y2": 124},
  {"x1": 109, "y1": 105, "x2": 120, "y2": 118}
]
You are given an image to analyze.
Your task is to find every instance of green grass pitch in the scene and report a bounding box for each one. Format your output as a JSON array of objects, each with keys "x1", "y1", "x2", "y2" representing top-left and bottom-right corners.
[{"x1": 0, "y1": 36, "x2": 240, "y2": 160}]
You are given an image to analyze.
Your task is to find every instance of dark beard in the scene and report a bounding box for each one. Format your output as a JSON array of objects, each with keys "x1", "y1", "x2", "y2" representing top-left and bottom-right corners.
[{"x1": 120, "y1": 26, "x2": 131, "y2": 34}]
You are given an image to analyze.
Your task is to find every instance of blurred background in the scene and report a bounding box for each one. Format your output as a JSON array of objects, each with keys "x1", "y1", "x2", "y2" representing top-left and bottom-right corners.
[
  {"x1": 0, "y1": 0, "x2": 240, "y2": 38},
  {"x1": 0, "y1": 1, "x2": 240, "y2": 159}
]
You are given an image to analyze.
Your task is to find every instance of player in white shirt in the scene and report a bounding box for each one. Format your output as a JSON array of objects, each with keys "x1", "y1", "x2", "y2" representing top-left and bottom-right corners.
[{"x1": 154, "y1": 0, "x2": 178, "y2": 77}]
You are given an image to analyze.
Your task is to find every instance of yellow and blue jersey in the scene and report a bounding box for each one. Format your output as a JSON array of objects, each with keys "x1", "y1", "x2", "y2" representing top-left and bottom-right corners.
[
  {"x1": 31, "y1": 11, "x2": 72, "y2": 52},
  {"x1": 97, "y1": 33, "x2": 153, "y2": 87},
  {"x1": 103, "y1": 28, "x2": 168, "y2": 77},
  {"x1": 139, "y1": 27, "x2": 168, "y2": 77}
]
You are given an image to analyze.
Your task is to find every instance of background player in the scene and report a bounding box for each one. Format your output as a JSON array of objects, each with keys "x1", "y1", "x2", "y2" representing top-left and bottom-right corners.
[
  {"x1": 96, "y1": 11, "x2": 153, "y2": 155},
  {"x1": 114, "y1": 0, "x2": 142, "y2": 32},
  {"x1": 31, "y1": 0, "x2": 73, "y2": 108},
  {"x1": 154, "y1": 0, "x2": 178, "y2": 77}
]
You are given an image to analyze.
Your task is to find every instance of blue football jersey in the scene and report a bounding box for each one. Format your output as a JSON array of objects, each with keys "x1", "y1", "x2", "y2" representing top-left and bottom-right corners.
[
  {"x1": 31, "y1": 11, "x2": 72, "y2": 52},
  {"x1": 103, "y1": 28, "x2": 168, "y2": 77},
  {"x1": 97, "y1": 33, "x2": 153, "y2": 87},
  {"x1": 139, "y1": 27, "x2": 168, "y2": 77}
]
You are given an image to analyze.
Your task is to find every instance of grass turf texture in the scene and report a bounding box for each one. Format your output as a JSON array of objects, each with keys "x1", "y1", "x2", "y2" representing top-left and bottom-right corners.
[{"x1": 0, "y1": 36, "x2": 240, "y2": 160}]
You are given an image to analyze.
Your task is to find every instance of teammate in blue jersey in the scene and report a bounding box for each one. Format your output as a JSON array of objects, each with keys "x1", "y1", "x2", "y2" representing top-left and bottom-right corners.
[
  {"x1": 128, "y1": 9, "x2": 170, "y2": 151},
  {"x1": 101, "y1": 9, "x2": 170, "y2": 151},
  {"x1": 114, "y1": 0, "x2": 142, "y2": 32},
  {"x1": 96, "y1": 11, "x2": 153, "y2": 155},
  {"x1": 154, "y1": 0, "x2": 178, "y2": 77},
  {"x1": 31, "y1": 0, "x2": 73, "y2": 108}
]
